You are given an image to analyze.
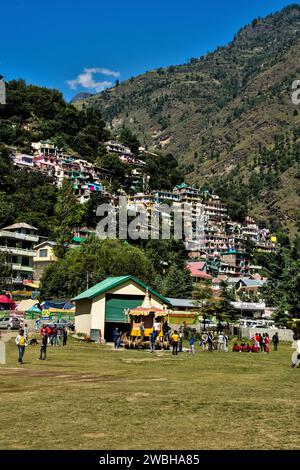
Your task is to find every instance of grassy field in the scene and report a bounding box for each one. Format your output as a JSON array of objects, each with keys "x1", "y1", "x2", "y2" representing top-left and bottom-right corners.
[{"x1": 0, "y1": 336, "x2": 299, "y2": 450}]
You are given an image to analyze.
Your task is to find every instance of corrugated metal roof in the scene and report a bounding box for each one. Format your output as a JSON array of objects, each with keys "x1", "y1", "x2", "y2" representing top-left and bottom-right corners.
[
  {"x1": 166, "y1": 297, "x2": 196, "y2": 308},
  {"x1": 72, "y1": 275, "x2": 171, "y2": 305},
  {"x1": 3, "y1": 222, "x2": 38, "y2": 231}
]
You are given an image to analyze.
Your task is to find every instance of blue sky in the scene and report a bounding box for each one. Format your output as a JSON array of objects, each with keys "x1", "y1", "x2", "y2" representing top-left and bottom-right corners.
[{"x1": 1, "y1": 0, "x2": 296, "y2": 101}]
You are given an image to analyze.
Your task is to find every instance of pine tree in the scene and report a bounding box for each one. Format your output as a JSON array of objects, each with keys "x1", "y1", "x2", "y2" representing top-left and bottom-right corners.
[{"x1": 161, "y1": 264, "x2": 193, "y2": 298}]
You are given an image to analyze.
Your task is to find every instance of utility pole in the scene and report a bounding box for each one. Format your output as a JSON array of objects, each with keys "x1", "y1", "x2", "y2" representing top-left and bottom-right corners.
[{"x1": 86, "y1": 271, "x2": 89, "y2": 290}]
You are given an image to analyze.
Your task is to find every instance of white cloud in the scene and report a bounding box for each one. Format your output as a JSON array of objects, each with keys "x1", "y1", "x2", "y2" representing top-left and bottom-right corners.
[{"x1": 66, "y1": 67, "x2": 120, "y2": 92}]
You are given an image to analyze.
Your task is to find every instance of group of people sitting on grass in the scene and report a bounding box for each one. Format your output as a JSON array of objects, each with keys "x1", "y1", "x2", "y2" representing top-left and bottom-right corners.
[
  {"x1": 232, "y1": 342, "x2": 260, "y2": 353},
  {"x1": 232, "y1": 332, "x2": 279, "y2": 353}
]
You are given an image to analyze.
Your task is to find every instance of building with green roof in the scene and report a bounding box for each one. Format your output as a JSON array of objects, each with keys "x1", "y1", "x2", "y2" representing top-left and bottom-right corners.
[{"x1": 72, "y1": 275, "x2": 171, "y2": 341}]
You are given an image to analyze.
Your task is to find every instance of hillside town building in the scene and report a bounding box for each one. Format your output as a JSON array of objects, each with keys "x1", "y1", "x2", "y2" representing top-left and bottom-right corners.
[{"x1": 0, "y1": 223, "x2": 39, "y2": 286}]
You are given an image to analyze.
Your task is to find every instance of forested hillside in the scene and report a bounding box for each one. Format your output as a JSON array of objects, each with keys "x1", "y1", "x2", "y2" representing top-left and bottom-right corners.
[{"x1": 78, "y1": 4, "x2": 300, "y2": 236}]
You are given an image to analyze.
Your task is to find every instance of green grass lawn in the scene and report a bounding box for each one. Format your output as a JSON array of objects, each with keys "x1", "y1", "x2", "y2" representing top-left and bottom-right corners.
[{"x1": 0, "y1": 337, "x2": 299, "y2": 450}]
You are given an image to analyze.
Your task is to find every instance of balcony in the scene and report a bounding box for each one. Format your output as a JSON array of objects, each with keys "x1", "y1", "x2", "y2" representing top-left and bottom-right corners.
[
  {"x1": 12, "y1": 264, "x2": 34, "y2": 273},
  {"x1": 0, "y1": 245, "x2": 36, "y2": 257},
  {"x1": 0, "y1": 230, "x2": 39, "y2": 243}
]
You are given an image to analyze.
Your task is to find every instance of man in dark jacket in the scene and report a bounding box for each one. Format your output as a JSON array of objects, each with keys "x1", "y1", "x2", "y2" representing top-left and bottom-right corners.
[
  {"x1": 272, "y1": 332, "x2": 279, "y2": 351},
  {"x1": 150, "y1": 330, "x2": 157, "y2": 353},
  {"x1": 113, "y1": 328, "x2": 120, "y2": 348},
  {"x1": 39, "y1": 333, "x2": 48, "y2": 360}
]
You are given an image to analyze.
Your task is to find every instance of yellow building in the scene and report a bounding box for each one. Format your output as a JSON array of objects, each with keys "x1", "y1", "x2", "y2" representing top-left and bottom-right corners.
[{"x1": 33, "y1": 241, "x2": 57, "y2": 281}]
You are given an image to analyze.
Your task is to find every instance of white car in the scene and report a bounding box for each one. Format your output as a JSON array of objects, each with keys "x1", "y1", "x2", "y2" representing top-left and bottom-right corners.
[{"x1": 0, "y1": 316, "x2": 21, "y2": 330}]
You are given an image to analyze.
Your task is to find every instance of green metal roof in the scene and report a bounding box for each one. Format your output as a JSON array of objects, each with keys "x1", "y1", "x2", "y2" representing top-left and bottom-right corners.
[
  {"x1": 72, "y1": 275, "x2": 171, "y2": 305},
  {"x1": 72, "y1": 236, "x2": 86, "y2": 243}
]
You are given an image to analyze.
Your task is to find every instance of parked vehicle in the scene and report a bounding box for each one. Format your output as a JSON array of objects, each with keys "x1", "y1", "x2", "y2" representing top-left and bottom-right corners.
[
  {"x1": 0, "y1": 316, "x2": 21, "y2": 330},
  {"x1": 44, "y1": 319, "x2": 73, "y2": 329},
  {"x1": 239, "y1": 318, "x2": 275, "y2": 329}
]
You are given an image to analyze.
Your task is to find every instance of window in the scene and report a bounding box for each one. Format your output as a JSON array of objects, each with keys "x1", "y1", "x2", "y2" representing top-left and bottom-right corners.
[{"x1": 39, "y1": 249, "x2": 48, "y2": 258}]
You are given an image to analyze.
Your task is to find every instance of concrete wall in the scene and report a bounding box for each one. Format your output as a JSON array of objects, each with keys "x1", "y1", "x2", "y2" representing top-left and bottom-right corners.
[
  {"x1": 75, "y1": 299, "x2": 92, "y2": 335},
  {"x1": 90, "y1": 294, "x2": 105, "y2": 334},
  {"x1": 33, "y1": 261, "x2": 53, "y2": 281},
  {"x1": 240, "y1": 327, "x2": 294, "y2": 341}
]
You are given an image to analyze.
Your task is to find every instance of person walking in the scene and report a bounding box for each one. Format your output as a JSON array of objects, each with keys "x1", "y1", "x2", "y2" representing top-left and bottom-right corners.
[
  {"x1": 189, "y1": 335, "x2": 195, "y2": 355},
  {"x1": 39, "y1": 332, "x2": 48, "y2": 360},
  {"x1": 272, "y1": 332, "x2": 279, "y2": 351},
  {"x1": 217, "y1": 332, "x2": 224, "y2": 352},
  {"x1": 171, "y1": 330, "x2": 179, "y2": 356},
  {"x1": 15, "y1": 329, "x2": 28, "y2": 364},
  {"x1": 62, "y1": 327, "x2": 68, "y2": 346}
]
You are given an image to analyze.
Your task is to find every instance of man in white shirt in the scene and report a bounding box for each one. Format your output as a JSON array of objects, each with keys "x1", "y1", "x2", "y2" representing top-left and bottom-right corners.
[{"x1": 217, "y1": 333, "x2": 224, "y2": 352}]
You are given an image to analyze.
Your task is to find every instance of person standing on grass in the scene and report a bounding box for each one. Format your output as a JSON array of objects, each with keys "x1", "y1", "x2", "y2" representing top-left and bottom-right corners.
[
  {"x1": 163, "y1": 320, "x2": 170, "y2": 341},
  {"x1": 272, "y1": 332, "x2": 279, "y2": 351},
  {"x1": 189, "y1": 335, "x2": 195, "y2": 355},
  {"x1": 15, "y1": 329, "x2": 28, "y2": 364},
  {"x1": 40, "y1": 324, "x2": 47, "y2": 336},
  {"x1": 57, "y1": 327, "x2": 61, "y2": 346},
  {"x1": 265, "y1": 333, "x2": 270, "y2": 354},
  {"x1": 117, "y1": 331, "x2": 122, "y2": 348},
  {"x1": 207, "y1": 331, "x2": 214, "y2": 351},
  {"x1": 178, "y1": 330, "x2": 183, "y2": 353},
  {"x1": 253, "y1": 333, "x2": 260, "y2": 349},
  {"x1": 62, "y1": 327, "x2": 68, "y2": 346},
  {"x1": 217, "y1": 332, "x2": 224, "y2": 352},
  {"x1": 52, "y1": 324, "x2": 58, "y2": 347},
  {"x1": 35, "y1": 316, "x2": 41, "y2": 331},
  {"x1": 46, "y1": 325, "x2": 52, "y2": 344},
  {"x1": 113, "y1": 327, "x2": 120, "y2": 348},
  {"x1": 39, "y1": 332, "x2": 48, "y2": 360},
  {"x1": 150, "y1": 330, "x2": 157, "y2": 353},
  {"x1": 258, "y1": 334, "x2": 264, "y2": 352},
  {"x1": 262, "y1": 333, "x2": 266, "y2": 353},
  {"x1": 98, "y1": 329, "x2": 102, "y2": 344},
  {"x1": 171, "y1": 330, "x2": 179, "y2": 356},
  {"x1": 224, "y1": 333, "x2": 229, "y2": 352},
  {"x1": 200, "y1": 331, "x2": 208, "y2": 351}
]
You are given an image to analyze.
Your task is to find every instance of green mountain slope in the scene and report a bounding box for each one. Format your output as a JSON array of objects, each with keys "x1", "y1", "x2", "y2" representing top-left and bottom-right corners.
[{"x1": 78, "y1": 4, "x2": 300, "y2": 236}]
